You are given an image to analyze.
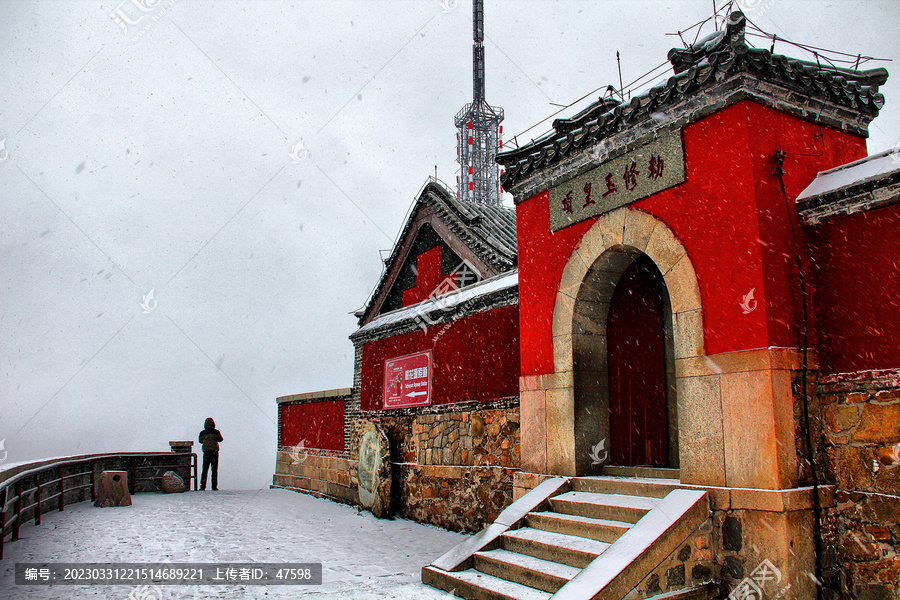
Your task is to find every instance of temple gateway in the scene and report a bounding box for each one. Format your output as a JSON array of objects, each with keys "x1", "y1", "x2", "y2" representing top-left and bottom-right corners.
[{"x1": 274, "y1": 10, "x2": 899, "y2": 600}]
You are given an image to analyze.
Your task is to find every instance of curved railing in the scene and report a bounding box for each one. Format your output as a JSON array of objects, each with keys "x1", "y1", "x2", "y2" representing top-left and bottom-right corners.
[{"x1": 0, "y1": 452, "x2": 197, "y2": 560}]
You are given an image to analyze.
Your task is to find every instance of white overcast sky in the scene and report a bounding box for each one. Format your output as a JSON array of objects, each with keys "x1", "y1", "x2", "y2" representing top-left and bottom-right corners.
[{"x1": 1, "y1": 0, "x2": 898, "y2": 488}]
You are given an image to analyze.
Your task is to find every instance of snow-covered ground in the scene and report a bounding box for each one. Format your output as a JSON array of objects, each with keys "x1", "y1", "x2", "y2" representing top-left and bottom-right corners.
[{"x1": 0, "y1": 489, "x2": 468, "y2": 600}]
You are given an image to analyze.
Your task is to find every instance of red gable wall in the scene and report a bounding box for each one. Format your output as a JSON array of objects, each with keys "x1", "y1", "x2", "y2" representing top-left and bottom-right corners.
[{"x1": 402, "y1": 246, "x2": 444, "y2": 307}]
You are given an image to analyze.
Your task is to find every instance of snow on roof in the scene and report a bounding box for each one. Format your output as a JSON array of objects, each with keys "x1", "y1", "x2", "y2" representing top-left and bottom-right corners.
[
  {"x1": 797, "y1": 147, "x2": 900, "y2": 202},
  {"x1": 356, "y1": 269, "x2": 518, "y2": 335}
]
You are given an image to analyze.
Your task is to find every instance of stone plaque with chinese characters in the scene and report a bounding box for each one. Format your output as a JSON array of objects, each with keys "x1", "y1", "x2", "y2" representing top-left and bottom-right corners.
[{"x1": 549, "y1": 131, "x2": 685, "y2": 231}]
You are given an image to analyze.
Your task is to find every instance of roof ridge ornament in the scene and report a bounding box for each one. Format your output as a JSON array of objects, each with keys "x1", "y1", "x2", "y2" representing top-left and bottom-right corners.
[
  {"x1": 668, "y1": 10, "x2": 746, "y2": 75},
  {"x1": 552, "y1": 97, "x2": 621, "y2": 134}
]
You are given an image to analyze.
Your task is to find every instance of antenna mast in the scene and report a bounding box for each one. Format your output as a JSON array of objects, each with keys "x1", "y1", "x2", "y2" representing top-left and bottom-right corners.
[{"x1": 455, "y1": 0, "x2": 504, "y2": 206}]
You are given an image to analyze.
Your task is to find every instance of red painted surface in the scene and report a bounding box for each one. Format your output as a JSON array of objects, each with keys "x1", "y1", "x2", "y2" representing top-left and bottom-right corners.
[
  {"x1": 809, "y1": 203, "x2": 900, "y2": 374},
  {"x1": 608, "y1": 256, "x2": 668, "y2": 466},
  {"x1": 384, "y1": 350, "x2": 432, "y2": 408},
  {"x1": 403, "y1": 246, "x2": 443, "y2": 307},
  {"x1": 516, "y1": 100, "x2": 868, "y2": 376},
  {"x1": 281, "y1": 400, "x2": 344, "y2": 451},
  {"x1": 361, "y1": 305, "x2": 520, "y2": 410}
]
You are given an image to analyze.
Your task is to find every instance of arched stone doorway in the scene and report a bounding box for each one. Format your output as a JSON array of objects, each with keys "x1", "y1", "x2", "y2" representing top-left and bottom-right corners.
[
  {"x1": 549, "y1": 207, "x2": 710, "y2": 479},
  {"x1": 569, "y1": 248, "x2": 678, "y2": 475}
]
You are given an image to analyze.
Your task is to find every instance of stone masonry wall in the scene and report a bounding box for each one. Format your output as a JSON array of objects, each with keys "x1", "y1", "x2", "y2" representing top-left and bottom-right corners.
[
  {"x1": 273, "y1": 346, "x2": 521, "y2": 532},
  {"x1": 818, "y1": 368, "x2": 900, "y2": 599},
  {"x1": 348, "y1": 399, "x2": 520, "y2": 532},
  {"x1": 623, "y1": 517, "x2": 716, "y2": 599},
  {"x1": 272, "y1": 451, "x2": 358, "y2": 505}
]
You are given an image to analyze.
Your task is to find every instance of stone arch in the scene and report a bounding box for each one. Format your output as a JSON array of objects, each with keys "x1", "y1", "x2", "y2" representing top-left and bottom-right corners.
[{"x1": 551, "y1": 206, "x2": 706, "y2": 477}]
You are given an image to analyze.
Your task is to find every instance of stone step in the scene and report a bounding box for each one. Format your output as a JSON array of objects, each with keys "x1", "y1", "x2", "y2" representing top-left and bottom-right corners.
[
  {"x1": 572, "y1": 476, "x2": 679, "y2": 499},
  {"x1": 501, "y1": 527, "x2": 610, "y2": 568},
  {"x1": 421, "y1": 565, "x2": 552, "y2": 600},
  {"x1": 422, "y1": 479, "x2": 710, "y2": 600},
  {"x1": 525, "y1": 511, "x2": 631, "y2": 543},
  {"x1": 602, "y1": 465, "x2": 680, "y2": 480},
  {"x1": 553, "y1": 489, "x2": 711, "y2": 600},
  {"x1": 549, "y1": 491, "x2": 658, "y2": 524},
  {"x1": 473, "y1": 548, "x2": 579, "y2": 594}
]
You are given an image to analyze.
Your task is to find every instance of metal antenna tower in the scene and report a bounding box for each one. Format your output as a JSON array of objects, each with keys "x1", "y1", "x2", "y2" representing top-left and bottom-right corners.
[{"x1": 455, "y1": 0, "x2": 504, "y2": 206}]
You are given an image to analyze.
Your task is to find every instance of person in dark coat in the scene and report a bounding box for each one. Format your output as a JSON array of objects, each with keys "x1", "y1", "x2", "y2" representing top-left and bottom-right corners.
[{"x1": 198, "y1": 417, "x2": 223, "y2": 491}]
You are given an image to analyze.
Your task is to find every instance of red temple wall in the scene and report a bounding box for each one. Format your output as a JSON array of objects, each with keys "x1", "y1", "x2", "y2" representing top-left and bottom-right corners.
[
  {"x1": 403, "y1": 246, "x2": 443, "y2": 307},
  {"x1": 281, "y1": 400, "x2": 345, "y2": 451},
  {"x1": 516, "y1": 100, "x2": 868, "y2": 376},
  {"x1": 360, "y1": 304, "x2": 520, "y2": 410},
  {"x1": 808, "y1": 203, "x2": 900, "y2": 374}
]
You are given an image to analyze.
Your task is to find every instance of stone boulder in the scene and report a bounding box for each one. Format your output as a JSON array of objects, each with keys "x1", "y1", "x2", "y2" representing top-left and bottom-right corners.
[{"x1": 161, "y1": 471, "x2": 186, "y2": 494}]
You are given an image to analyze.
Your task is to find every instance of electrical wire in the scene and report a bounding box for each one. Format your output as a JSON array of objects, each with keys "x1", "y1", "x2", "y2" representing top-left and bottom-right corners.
[
  {"x1": 506, "y1": 59, "x2": 672, "y2": 148},
  {"x1": 507, "y1": 4, "x2": 890, "y2": 152},
  {"x1": 774, "y1": 150, "x2": 825, "y2": 600},
  {"x1": 742, "y1": 16, "x2": 891, "y2": 67}
]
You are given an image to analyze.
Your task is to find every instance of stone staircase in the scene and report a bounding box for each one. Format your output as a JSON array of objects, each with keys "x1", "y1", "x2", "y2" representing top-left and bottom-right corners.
[{"x1": 422, "y1": 476, "x2": 717, "y2": 600}]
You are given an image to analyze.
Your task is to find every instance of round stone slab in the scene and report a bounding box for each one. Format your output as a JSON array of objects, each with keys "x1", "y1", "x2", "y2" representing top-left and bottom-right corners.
[{"x1": 357, "y1": 422, "x2": 392, "y2": 518}]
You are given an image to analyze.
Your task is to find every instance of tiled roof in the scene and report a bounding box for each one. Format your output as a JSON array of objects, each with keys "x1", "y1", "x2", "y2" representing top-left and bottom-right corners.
[
  {"x1": 497, "y1": 10, "x2": 888, "y2": 190},
  {"x1": 797, "y1": 147, "x2": 900, "y2": 223},
  {"x1": 357, "y1": 180, "x2": 517, "y2": 325},
  {"x1": 432, "y1": 188, "x2": 518, "y2": 267}
]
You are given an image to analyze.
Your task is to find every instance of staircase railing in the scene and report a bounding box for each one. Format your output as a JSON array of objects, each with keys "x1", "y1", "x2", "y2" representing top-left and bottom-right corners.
[{"x1": 0, "y1": 452, "x2": 197, "y2": 560}]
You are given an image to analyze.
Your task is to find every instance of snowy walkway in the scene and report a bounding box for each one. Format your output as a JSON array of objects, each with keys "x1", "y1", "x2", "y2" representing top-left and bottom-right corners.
[{"x1": 0, "y1": 489, "x2": 468, "y2": 600}]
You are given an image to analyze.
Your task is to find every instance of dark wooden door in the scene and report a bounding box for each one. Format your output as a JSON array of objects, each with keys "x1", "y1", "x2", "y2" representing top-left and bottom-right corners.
[{"x1": 607, "y1": 255, "x2": 668, "y2": 466}]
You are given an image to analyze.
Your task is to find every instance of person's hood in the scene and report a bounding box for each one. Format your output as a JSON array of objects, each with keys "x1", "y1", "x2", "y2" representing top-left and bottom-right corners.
[{"x1": 204, "y1": 417, "x2": 215, "y2": 429}]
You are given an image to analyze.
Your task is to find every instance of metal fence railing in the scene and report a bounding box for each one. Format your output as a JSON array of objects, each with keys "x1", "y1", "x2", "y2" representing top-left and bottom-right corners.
[{"x1": 0, "y1": 452, "x2": 197, "y2": 560}]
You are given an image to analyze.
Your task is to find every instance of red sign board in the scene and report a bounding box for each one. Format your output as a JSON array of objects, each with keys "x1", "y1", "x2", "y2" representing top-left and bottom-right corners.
[{"x1": 383, "y1": 350, "x2": 432, "y2": 409}]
